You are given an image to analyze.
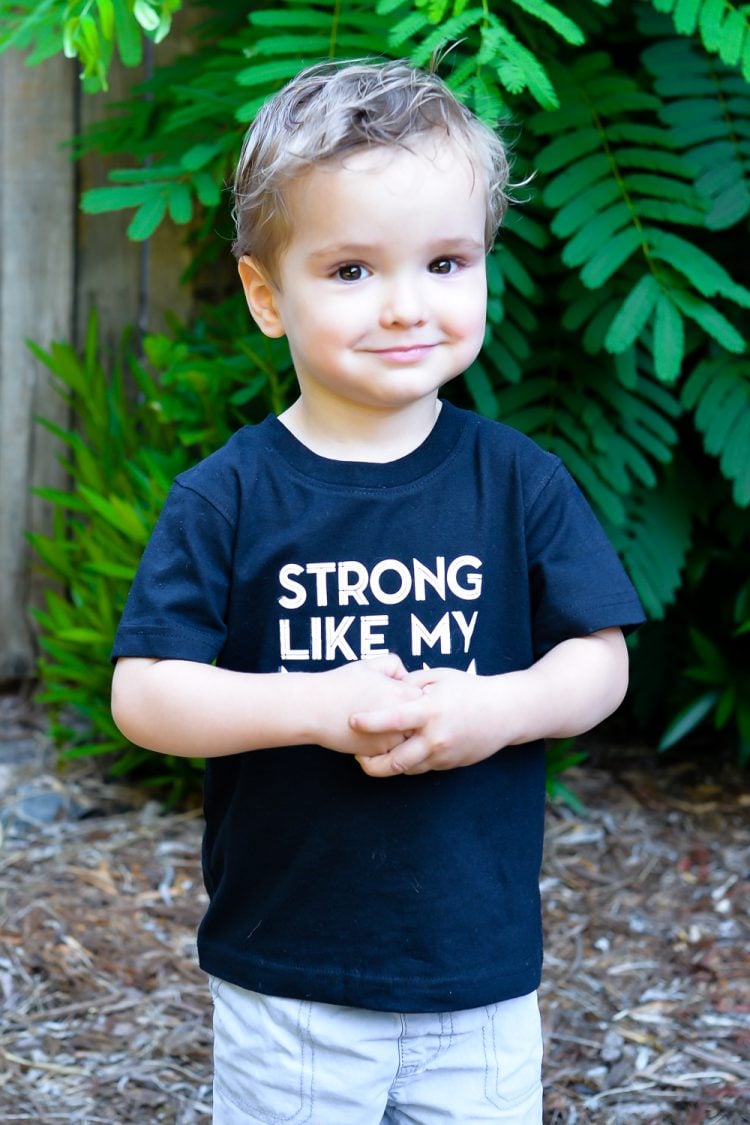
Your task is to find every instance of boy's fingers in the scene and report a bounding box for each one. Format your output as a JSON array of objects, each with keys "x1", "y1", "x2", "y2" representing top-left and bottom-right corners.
[
  {"x1": 371, "y1": 652, "x2": 408, "y2": 679},
  {"x1": 407, "y1": 667, "x2": 438, "y2": 689},
  {"x1": 357, "y1": 737, "x2": 429, "y2": 778},
  {"x1": 349, "y1": 698, "x2": 424, "y2": 734}
]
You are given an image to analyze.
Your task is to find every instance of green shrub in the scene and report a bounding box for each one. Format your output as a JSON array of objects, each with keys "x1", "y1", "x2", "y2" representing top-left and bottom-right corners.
[
  {"x1": 11, "y1": 0, "x2": 750, "y2": 783},
  {"x1": 29, "y1": 305, "x2": 293, "y2": 801}
]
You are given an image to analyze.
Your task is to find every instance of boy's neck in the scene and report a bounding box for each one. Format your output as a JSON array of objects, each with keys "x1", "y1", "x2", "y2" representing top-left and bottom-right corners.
[{"x1": 278, "y1": 396, "x2": 443, "y2": 463}]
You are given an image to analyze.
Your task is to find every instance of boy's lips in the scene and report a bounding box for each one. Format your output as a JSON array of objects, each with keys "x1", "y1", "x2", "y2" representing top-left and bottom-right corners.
[{"x1": 366, "y1": 343, "x2": 437, "y2": 362}]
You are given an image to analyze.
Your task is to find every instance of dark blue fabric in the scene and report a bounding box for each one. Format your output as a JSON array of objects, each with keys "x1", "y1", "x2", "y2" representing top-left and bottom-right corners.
[{"x1": 112, "y1": 402, "x2": 644, "y2": 1011}]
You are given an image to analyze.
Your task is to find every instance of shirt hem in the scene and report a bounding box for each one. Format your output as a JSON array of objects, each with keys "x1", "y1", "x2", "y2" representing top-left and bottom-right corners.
[{"x1": 198, "y1": 948, "x2": 543, "y2": 1013}]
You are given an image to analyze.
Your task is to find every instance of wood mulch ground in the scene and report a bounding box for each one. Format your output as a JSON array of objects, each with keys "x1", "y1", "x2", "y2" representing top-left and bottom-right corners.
[{"x1": 0, "y1": 692, "x2": 748, "y2": 1124}]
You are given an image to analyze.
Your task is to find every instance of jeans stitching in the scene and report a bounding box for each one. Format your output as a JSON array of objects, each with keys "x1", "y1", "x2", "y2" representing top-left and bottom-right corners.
[{"x1": 214, "y1": 991, "x2": 315, "y2": 1124}]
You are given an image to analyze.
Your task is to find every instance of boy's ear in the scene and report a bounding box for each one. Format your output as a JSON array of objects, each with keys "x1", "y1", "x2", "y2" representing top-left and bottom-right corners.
[{"x1": 238, "y1": 256, "x2": 285, "y2": 338}]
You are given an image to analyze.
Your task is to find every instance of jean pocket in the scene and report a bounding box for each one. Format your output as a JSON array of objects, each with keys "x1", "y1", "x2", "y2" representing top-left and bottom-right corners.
[
  {"x1": 211, "y1": 979, "x2": 315, "y2": 1123},
  {"x1": 482, "y1": 992, "x2": 543, "y2": 1111}
]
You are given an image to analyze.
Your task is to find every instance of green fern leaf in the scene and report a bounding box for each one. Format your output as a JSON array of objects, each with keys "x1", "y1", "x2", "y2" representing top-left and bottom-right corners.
[
  {"x1": 561, "y1": 203, "x2": 632, "y2": 268},
  {"x1": 682, "y1": 357, "x2": 750, "y2": 505},
  {"x1": 509, "y1": 0, "x2": 585, "y2": 45},
  {"x1": 249, "y1": 9, "x2": 346, "y2": 29},
  {"x1": 107, "y1": 164, "x2": 185, "y2": 183},
  {"x1": 167, "y1": 182, "x2": 192, "y2": 224},
  {"x1": 699, "y1": 0, "x2": 727, "y2": 52},
  {"x1": 193, "y1": 172, "x2": 221, "y2": 207},
  {"x1": 82, "y1": 184, "x2": 153, "y2": 212},
  {"x1": 648, "y1": 228, "x2": 750, "y2": 305},
  {"x1": 388, "y1": 10, "x2": 432, "y2": 49},
  {"x1": 608, "y1": 433, "x2": 658, "y2": 489},
  {"x1": 375, "y1": 0, "x2": 410, "y2": 13},
  {"x1": 704, "y1": 178, "x2": 750, "y2": 229},
  {"x1": 672, "y1": 0, "x2": 701, "y2": 35},
  {"x1": 669, "y1": 289, "x2": 745, "y2": 352},
  {"x1": 464, "y1": 360, "x2": 500, "y2": 419},
  {"x1": 552, "y1": 181, "x2": 622, "y2": 238},
  {"x1": 126, "y1": 194, "x2": 167, "y2": 240},
  {"x1": 579, "y1": 227, "x2": 642, "y2": 288},
  {"x1": 549, "y1": 436, "x2": 627, "y2": 524},
  {"x1": 535, "y1": 128, "x2": 601, "y2": 172},
  {"x1": 636, "y1": 199, "x2": 707, "y2": 224},
  {"x1": 644, "y1": 38, "x2": 750, "y2": 229},
  {"x1": 605, "y1": 275, "x2": 661, "y2": 353},
  {"x1": 180, "y1": 143, "x2": 222, "y2": 172},
  {"x1": 409, "y1": 9, "x2": 486, "y2": 67},
  {"x1": 610, "y1": 474, "x2": 693, "y2": 618},
  {"x1": 113, "y1": 0, "x2": 142, "y2": 68},
  {"x1": 653, "y1": 293, "x2": 685, "y2": 382},
  {"x1": 607, "y1": 122, "x2": 680, "y2": 147},
  {"x1": 616, "y1": 148, "x2": 696, "y2": 176},
  {"x1": 622, "y1": 173, "x2": 700, "y2": 204},
  {"x1": 487, "y1": 23, "x2": 558, "y2": 108},
  {"x1": 236, "y1": 59, "x2": 307, "y2": 89},
  {"x1": 543, "y1": 155, "x2": 612, "y2": 208},
  {"x1": 252, "y1": 34, "x2": 332, "y2": 56}
]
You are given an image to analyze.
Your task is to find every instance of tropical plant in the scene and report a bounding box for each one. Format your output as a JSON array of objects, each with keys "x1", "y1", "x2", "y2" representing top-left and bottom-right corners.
[
  {"x1": 3, "y1": 0, "x2": 748, "y2": 780},
  {"x1": 28, "y1": 306, "x2": 292, "y2": 800}
]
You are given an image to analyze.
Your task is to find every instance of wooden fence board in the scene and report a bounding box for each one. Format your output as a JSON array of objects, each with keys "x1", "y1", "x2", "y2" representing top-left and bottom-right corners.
[{"x1": 0, "y1": 44, "x2": 190, "y2": 685}]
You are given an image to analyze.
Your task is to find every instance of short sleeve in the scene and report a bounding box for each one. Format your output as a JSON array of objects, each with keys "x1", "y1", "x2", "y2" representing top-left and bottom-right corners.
[
  {"x1": 526, "y1": 461, "x2": 645, "y2": 657},
  {"x1": 111, "y1": 480, "x2": 234, "y2": 663}
]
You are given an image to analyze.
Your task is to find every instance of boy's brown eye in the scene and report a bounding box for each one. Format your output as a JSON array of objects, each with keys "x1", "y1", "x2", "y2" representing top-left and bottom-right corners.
[
  {"x1": 337, "y1": 264, "x2": 365, "y2": 282},
  {"x1": 429, "y1": 258, "x2": 455, "y2": 274}
]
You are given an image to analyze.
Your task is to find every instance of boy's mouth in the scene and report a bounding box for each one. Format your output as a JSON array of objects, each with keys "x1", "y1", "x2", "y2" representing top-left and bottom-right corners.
[{"x1": 367, "y1": 344, "x2": 436, "y2": 362}]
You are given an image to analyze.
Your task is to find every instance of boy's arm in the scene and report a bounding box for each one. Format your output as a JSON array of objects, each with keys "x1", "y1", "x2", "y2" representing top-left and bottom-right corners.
[
  {"x1": 111, "y1": 654, "x2": 422, "y2": 759},
  {"x1": 351, "y1": 627, "x2": 629, "y2": 778}
]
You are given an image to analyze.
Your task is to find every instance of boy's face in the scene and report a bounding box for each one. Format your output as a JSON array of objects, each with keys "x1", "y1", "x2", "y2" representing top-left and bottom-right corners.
[{"x1": 240, "y1": 135, "x2": 488, "y2": 419}]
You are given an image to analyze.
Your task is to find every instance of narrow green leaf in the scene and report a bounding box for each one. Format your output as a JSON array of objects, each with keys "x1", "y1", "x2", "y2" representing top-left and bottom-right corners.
[
  {"x1": 509, "y1": 0, "x2": 584, "y2": 45},
  {"x1": 653, "y1": 294, "x2": 685, "y2": 382},
  {"x1": 605, "y1": 274, "x2": 661, "y2": 354},
  {"x1": 167, "y1": 181, "x2": 192, "y2": 224},
  {"x1": 57, "y1": 627, "x2": 110, "y2": 644},
  {"x1": 673, "y1": 0, "x2": 701, "y2": 35},
  {"x1": 113, "y1": 0, "x2": 142, "y2": 67},
  {"x1": 96, "y1": 0, "x2": 115, "y2": 41},
  {"x1": 659, "y1": 691, "x2": 719, "y2": 750},
  {"x1": 193, "y1": 172, "x2": 221, "y2": 207},
  {"x1": 670, "y1": 290, "x2": 745, "y2": 352},
  {"x1": 127, "y1": 194, "x2": 167, "y2": 241},
  {"x1": 562, "y1": 204, "x2": 632, "y2": 268},
  {"x1": 544, "y1": 155, "x2": 611, "y2": 208},
  {"x1": 699, "y1": 0, "x2": 726, "y2": 52},
  {"x1": 649, "y1": 228, "x2": 750, "y2": 305},
  {"x1": 236, "y1": 59, "x2": 304, "y2": 89},
  {"x1": 180, "y1": 143, "x2": 221, "y2": 172},
  {"x1": 552, "y1": 181, "x2": 622, "y2": 238},
  {"x1": 82, "y1": 184, "x2": 153, "y2": 213},
  {"x1": 536, "y1": 128, "x2": 601, "y2": 173},
  {"x1": 463, "y1": 361, "x2": 499, "y2": 420},
  {"x1": 579, "y1": 227, "x2": 642, "y2": 288},
  {"x1": 408, "y1": 9, "x2": 484, "y2": 69}
]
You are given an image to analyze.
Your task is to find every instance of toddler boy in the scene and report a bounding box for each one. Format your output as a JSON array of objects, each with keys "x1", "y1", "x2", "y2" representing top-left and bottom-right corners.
[{"x1": 112, "y1": 60, "x2": 644, "y2": 1124}]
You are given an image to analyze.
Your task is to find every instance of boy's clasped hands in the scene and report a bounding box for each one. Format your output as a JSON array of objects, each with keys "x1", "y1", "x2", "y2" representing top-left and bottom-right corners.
[{"x1": 313, "y1": 654, "x2": 513, "y2": 778}]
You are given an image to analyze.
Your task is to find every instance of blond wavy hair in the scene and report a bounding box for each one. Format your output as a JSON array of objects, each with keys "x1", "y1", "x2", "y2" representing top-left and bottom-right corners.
[{"x1": 232, "y1": 59, "x2": 512, "y2": 279}]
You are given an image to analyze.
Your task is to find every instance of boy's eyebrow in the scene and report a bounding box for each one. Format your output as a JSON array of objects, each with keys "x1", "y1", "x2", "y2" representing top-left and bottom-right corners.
[{"x1": 307, "y1": 237, "x2": 485, "y2": 261}]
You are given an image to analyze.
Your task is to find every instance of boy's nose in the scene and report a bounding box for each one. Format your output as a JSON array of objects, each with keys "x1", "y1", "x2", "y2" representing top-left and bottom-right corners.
[{"x1": 379, "y1": 278, "x2": 427, "y2": 328}]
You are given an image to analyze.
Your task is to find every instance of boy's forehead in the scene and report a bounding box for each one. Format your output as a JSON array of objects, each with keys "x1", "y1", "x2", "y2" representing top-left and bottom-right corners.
[
  {"x1": 270, "y1": 133, "x2": 488, "y2": 269},
  {"x1": 286, "y1": 136, "x2": 483, "y2": 217},
  {"x1": 320, "y1": 133, "x2": 477, "y2": 181}
]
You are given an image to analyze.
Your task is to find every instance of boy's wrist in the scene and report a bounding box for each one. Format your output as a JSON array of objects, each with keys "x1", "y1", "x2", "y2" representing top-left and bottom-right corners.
[{"x1": 482, "y1": 670, "x2": 538, "y2": 748}]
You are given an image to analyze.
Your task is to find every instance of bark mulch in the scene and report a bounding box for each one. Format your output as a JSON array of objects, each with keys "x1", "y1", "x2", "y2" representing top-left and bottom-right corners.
[{"x1": 0, "y1": 693, "x2": 748, "y2": 1124}]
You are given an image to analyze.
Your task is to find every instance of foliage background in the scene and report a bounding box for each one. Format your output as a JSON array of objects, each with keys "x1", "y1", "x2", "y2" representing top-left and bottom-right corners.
[{"x1": 2, "y1": 0, "x2": 749, "y2": 794}]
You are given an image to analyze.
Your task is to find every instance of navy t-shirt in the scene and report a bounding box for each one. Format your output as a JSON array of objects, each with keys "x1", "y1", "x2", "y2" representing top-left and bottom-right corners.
[{"x1": 112, "y1": 402, "x2": 644, "y2": 1011}]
